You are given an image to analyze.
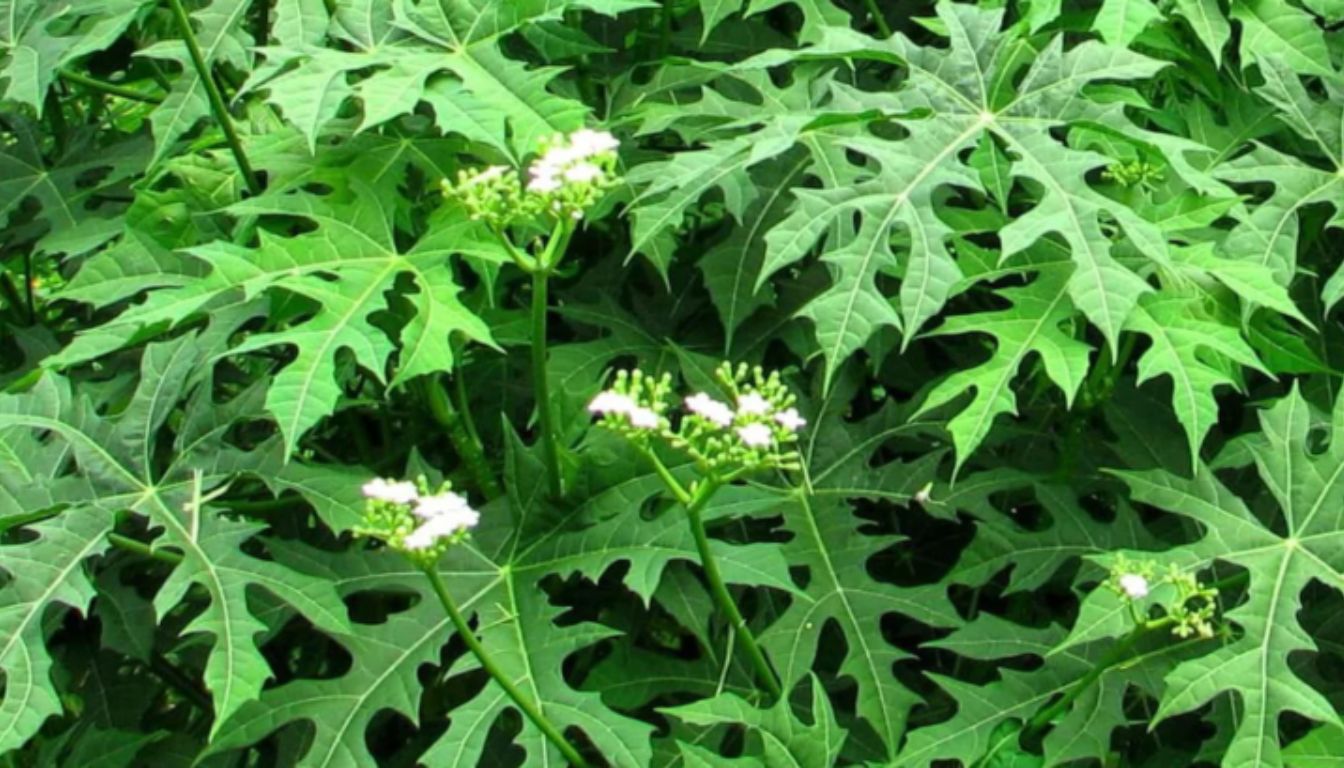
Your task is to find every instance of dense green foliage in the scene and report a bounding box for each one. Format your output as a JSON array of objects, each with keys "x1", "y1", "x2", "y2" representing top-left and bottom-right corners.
[{"x1": 3, "y1": 0, "x2": 1344, "y2": 765}]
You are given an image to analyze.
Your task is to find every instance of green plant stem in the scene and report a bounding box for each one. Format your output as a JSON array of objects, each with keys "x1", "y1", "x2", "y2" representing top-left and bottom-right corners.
[
  {"x1": 683, "y1": 481, "x2": 784, "y2": 703},
  {"x1": 22, "y1": 249, "x2": 35, "y2": 322},
  {"x1": 528, "y1": 220, "x2": 574, "y2": 500},
  {"x1": 454, "y1": 372, "x2": 488, "y2": 468},
  {"x1": 149, "y1": 653, "x2": 212, "y2": 711},
  {"x1": 423, "y1": 566, "x2": 591, "y2": 767},
  {"x1": 57, "y1": 68, "x2": 162, "y2": 104},
  {"x1": 861, "y1": 0, "x2": 893, "y2": 37},
  {"x1": 219, "y1": 494, "x2": 306, "y2": 514},
  {"x1": 531, "y1": 267, "x2": 563, "y2": 499},
  {"x1": 108, "y1": 533, "x2": 183, "y2": 565},
  {"x1": 425, "y1": 375, "x2": 502, "y2": 500},
  {"x1": 164, "y1": 0, "x2": 262, "y2": 196},
  {"x1": 1020, "y1": 617, "x2": 1173, "y2": 745},
  {"x1": 45, "y1": 91, "x2": 68, "y2": 156},
  {"x1": 657, "y1": 0, "x2": 673, "y2": 58}
]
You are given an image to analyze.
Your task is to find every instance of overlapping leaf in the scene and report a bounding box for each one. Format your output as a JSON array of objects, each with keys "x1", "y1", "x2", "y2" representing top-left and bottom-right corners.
[
  {"x1": 0, "y1": 338, "x2": 350, "y2": 744},
  {"x1": 1112, "y1": 385, "x2": 1344, "y2": 767},
  {"x1": 50, "y1": 146, "x2": 494, "y2": 454},
  {"x1": 752, "y1": 2, "x2": 1170, "y2": 380}
]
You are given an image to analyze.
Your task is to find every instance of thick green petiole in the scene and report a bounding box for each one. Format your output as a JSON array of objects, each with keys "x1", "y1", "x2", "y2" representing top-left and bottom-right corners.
[{"x1": 423, "y1": 566, "x2": 591, "y2": 767}]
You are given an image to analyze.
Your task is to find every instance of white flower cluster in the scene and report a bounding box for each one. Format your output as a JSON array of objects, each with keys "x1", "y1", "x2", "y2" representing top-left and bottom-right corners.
[
  {"x1": 589, "y1": 363, "x2": 805, "y2": 478},
  {"x1": 1106, "y1": 557, "x2": 1219, "y2": 639},
  {"x1": 362, "y1": 478, "x2": 419, "y2": 505},
  {"x1": 442, "y1": 128, "x2": 620, "y2": 230},
  {"x1": 683, "y1": 391, "x2": 806, "y2": 449},
  {"x1": 361, "y1": 478, "x2": 480, "y2": 553},
  {"x1": 527, "y1": 129, "x2": 620, "y2": 196},
  {"x1": 588, "y1": 390, "x2": 660, "y2": 429}
]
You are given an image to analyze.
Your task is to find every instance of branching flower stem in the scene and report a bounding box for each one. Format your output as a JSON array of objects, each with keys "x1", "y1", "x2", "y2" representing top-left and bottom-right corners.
[
  {"x1": 422, "y1": 566, "x2": 591, "y2": 767},
  {"x1": 640, "y1": 448, "x2": 783, "y2": 702},
  {"x1": 164, "y1": 0, "x2": 262, "y2": 196}
]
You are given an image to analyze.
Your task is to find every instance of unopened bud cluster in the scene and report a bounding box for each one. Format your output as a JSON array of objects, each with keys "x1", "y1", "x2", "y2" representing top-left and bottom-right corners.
[
  {"x1": 590, "y1": 362, "x2": 805, "y2": 478},
  {"x1": 356, "y1": 476, "x2": 480, "y2": 566},
  {"x1": 1107, "y1": 556, "x2": 1219, "y2": 640},
  {"x1": 1102, "y1": 159, "x2": 1164, "y2": 188},
  {"x1": 441, "y1": 128, "x2": 620, "y2": 230}
]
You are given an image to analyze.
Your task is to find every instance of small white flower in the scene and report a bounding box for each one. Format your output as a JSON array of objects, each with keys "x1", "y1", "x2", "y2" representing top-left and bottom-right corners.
[
  {"x1": 736, "y1": 422, "x2": 773, "y2": 448},
  {"x1": 913, "y1": 483, "x2": 932, "y2": 506},
  {"x1": 362, "y1": 478, "x2": 419, "y2": 505},
  {"x1": 1119, "y1": 573, "x2": 1149, "y2": 599},
  {"x1": 563, "y1": 162, "x2": 603, "y2": 184},
  {"x1": 628, "y1": 407, "x2": 660, "y2": 429},
  {"x1": 685, "y1": 392, "x2": 734, "y2": 427},
  {"x1": 403, "y1": 496, "x2": 480, "y2": 550},
  {"x1": 413, "y1": 491, "x2": 474, "y2": 520},
  {"x1": 543, "y1": 144, "x2": 584, "y2": 167},
  {"x1": 736, "y1": 392, "x2": 771, "y2": 416},
  {"x1": 774, "y1": 407, "x2": 806, "y2": 431},
  {"x1": 570, "y1": 128, "x2": 619, "y2": 155},
  {"x1": 589, "y1": 390, "x2": 636, "y2": 416},
  {"x1": 527, "y1": 173, "x2": 561, "y2": 193}
]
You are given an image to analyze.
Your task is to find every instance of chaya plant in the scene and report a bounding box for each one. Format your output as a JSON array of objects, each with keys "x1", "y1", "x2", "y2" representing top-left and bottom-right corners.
[
  {"x1": 443, "y1": 129, "x2": 621, "y2": 500},
  {"x1": 589, "y1": 362, "x2": 806, "y2": 701},
  {"x1": 353, "y1": 476, "x2": 594, "y2": 767}
]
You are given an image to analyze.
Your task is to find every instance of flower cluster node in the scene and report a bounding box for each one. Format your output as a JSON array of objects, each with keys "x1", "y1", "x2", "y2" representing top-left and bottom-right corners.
[
  {"x1": 1102, "y1": 159, "x2": 1164, "y2": 188},
  {"x1": 590, "y1": 362, "x2": 805, "y2": 478},
  {"x1": 441, "y1": 128, "x2": 620, "y2": 231},
  {"x1": 1108, "y1": 556, "x2": 1220, "y2": 640},
  {"x1": 356, "y1": 475, "x2": 480, "y2": 565}
]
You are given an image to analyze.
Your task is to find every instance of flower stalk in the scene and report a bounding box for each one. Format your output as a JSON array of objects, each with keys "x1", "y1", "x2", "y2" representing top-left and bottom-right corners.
[
  {"x1": 679, "y1": 473, "x2": 783, "y2": 702},
  {"x1": 422, "y1": 565, "x2": 592, "y2": 767},
  {"x1": 590, "y1": 363, "x2": 807, "y2": 702},
  {"x1": 531, "y1": 264, "x2": 563, "y2": 499},
  {"x1": 442, "y1": 130, "x2": 619, "y2": 500}
]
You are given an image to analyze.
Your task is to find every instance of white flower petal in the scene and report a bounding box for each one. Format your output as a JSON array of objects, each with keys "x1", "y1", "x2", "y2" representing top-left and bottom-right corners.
[
  {"x1": 413, "y1": 491, "x2": 475, "y2": 521},
  {"x1": 1119, "y1": 573, "x2": 1149, "y2": 599},
  {"x1": 684, "y1": 392, "x2": 734, "y2": 427},
  {"x1": 563, "y1": 162, "x2": 603, "y2": 184},
  {"x1": 589, "y1": 390, "x2": 636, "y2": 416},
  {"x1": 736, "y1": 422, "x2": 773, "y2": 448},
  {"x1": 774, "y1": 408, "x2": 806, "y2": 431},
  {"x1": 628, "y1": 407, "x2": 660, "y2": 429},
  {"x1": 362, "y1": 478, "x2": 419, "y2": 505},
  {"x1": 736, "y1": 392, "x2": 771, "y2": 416}
]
